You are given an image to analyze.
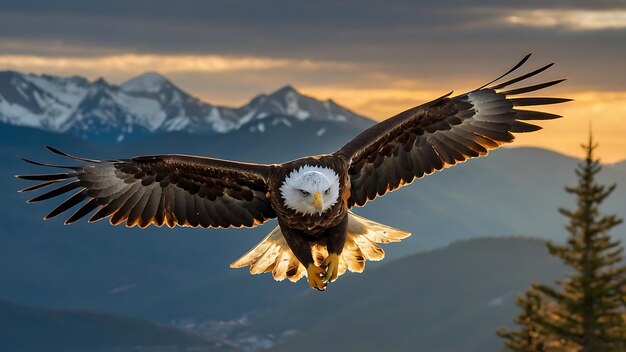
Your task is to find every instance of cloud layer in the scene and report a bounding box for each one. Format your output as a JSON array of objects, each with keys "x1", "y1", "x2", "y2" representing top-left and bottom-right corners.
[{"x1": 0, "y1": 54, "x2": 337, "y2": 74}]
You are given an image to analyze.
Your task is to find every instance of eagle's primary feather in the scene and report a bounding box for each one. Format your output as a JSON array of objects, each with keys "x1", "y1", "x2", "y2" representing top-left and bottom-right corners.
[{"x1": 17, "y1": 54, "x2": 570, "y2": 291}]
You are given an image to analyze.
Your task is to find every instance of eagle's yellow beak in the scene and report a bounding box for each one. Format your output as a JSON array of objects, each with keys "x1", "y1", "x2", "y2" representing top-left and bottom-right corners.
[{"x1": 312, "y1": 192, "x2": 323, "y2": 212}]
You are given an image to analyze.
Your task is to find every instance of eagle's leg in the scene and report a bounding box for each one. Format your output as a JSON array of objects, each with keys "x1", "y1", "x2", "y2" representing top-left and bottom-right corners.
[
  {"x1": 278, "y1": 220, "x2": 327, "y2": 291},
  {"x1": 323, "y1": 214, "x2": 348, "y2": 283}
]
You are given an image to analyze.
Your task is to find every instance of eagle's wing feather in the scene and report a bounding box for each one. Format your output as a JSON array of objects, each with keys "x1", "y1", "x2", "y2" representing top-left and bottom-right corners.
[
  {"x1": 17, "y1": 147, "x2": 276, "y2": 229},
  {"x1": 336, "y1": 54, "x2": 571, "y2": 207}
]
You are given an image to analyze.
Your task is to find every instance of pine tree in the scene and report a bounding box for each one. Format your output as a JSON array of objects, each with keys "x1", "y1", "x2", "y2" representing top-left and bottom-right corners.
[
  {"x1": 536, "y1": 134, "x2": 626, "y2": 351},
  {"x1": 497, "y1": 289, "x2": 546, "y2": 351},
  {"x1": 500, "y1": 134, "x2": 626, "y2": 351}
]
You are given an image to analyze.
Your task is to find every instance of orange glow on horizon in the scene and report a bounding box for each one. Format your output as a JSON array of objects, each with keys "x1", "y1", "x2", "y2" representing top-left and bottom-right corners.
[{"x1": 298, "y1": 87, "x2": 626, "y2": 163}]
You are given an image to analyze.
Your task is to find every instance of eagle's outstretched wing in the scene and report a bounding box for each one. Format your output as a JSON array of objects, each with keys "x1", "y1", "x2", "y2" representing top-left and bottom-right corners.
[
  {"x1": 17, "y1": 147, "x2": 276, "y2": 228},
  {"x1": 336, "y1": 54, "x2": 571, "y2": 207}
]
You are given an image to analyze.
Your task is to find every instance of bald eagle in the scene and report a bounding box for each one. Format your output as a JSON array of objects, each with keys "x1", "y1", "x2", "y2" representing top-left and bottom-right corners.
[{"x1": 17, "y1": 54, "x2": 569, "y2": 291}]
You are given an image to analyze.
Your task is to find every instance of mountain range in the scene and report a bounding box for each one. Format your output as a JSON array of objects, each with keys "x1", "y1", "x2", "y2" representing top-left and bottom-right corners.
[{"x1": 0, "y1": 70, "x2": 372, "y2": 143}]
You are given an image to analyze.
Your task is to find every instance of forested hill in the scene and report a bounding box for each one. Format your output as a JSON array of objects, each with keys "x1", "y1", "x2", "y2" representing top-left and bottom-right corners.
[
  {"x1": 0, "y1": 300, "x2": 233, "y2": 352},
  {"x1": 262, "y1": 238, "x2": 567, "y2": 352}
]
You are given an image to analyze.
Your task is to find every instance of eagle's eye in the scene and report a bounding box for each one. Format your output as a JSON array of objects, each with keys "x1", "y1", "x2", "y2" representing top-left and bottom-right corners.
[
  {"x1": 324, "y1": 188, "x2": 331, "y2": 195},
  {"x1": 300, "y1": 190, "x2": 310, "y2": 197}
]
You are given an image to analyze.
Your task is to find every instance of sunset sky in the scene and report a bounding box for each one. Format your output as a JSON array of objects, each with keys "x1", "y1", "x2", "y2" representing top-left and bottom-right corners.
[{"x1": 1, "y1": 1, "x2": 624, "y2": 161}]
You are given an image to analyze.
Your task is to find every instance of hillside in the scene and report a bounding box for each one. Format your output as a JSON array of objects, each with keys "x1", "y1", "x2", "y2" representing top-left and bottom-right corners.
[
  {"x1": 2, "y1": 123, "x2": 626, "y2": 325},
  {"x1": 613, "y1": 160, "x2": 626, "y2": 171},
  {"x1": 0, "y1": 300, "x2": 232, "y2": 352},
  {"x1": 259, "y1": 238, "x2": 567, "y2": 352}
]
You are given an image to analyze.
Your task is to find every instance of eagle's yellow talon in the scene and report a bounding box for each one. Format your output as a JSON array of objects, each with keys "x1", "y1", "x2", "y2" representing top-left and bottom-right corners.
[
  {"x1": 323, "y1": 253, "x2": 339, "y2": 283},
  {"x1": 307, "y1": 264, "x2": 327, "y2": 291}
]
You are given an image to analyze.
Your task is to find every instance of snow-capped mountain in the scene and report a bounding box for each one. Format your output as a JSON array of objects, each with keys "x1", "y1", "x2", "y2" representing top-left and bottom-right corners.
[
  {"x1": 0, "y1": 71, "x2": 90, "y2": 131},
  {"x1": 0, "y1": 70, "x2": 372, "y2": 143},
  {"x1": 235, "y1": 85, "x2": 371, "y2": 134}
]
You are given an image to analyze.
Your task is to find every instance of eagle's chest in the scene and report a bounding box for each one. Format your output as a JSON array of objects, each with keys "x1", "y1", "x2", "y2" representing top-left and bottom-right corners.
[{"x1": 281, "y1": 204, "x2": 347, "y2": 236}]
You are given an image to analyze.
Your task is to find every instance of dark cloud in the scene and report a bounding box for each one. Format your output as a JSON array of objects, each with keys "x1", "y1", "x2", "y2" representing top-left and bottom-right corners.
[
  {"x1": 1, "y1": 0, "x2": 623, "y2": 17},
  {"x1": 0, "y1": 1, "x2": 623, "y2": 55},
  {"x1": 0, "y1": 1, "x2": 624, "y2": 90}
]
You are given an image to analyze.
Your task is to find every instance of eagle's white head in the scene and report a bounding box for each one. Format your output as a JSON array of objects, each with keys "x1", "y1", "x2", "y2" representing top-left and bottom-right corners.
[{"x1": 280, "y1": 165, "x2": 340, "y2": 216}]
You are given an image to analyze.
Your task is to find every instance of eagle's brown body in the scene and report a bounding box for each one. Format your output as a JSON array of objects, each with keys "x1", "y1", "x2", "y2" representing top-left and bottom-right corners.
[
  {"x1": 17, "y1": 54, "x2": 570, "y2": 290},
  {"x1": 267, "y1": 155, "x2": 351, "y2": 281}
]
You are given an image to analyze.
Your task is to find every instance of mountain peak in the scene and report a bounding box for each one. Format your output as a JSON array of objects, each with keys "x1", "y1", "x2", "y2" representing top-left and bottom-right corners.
[
  {"x1": 93, "y1": 77, "x2": 111, "y2": 87},
  {"x1": 271, "y1": 85, "x2": 299, "y2": 96},
  {"x1": 121, "y1": 71, "x2": 170, "y2": 93}
]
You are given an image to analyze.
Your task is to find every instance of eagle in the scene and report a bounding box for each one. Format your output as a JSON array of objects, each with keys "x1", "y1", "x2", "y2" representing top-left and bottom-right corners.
[{"x1": 17, "y1": 54, "x2": 569, "y2": 291}]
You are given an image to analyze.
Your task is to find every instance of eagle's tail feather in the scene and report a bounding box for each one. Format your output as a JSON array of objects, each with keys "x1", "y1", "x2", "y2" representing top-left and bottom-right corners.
[{"x1": 230, "y1": 212, "x2": 411, "y2": 283}]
